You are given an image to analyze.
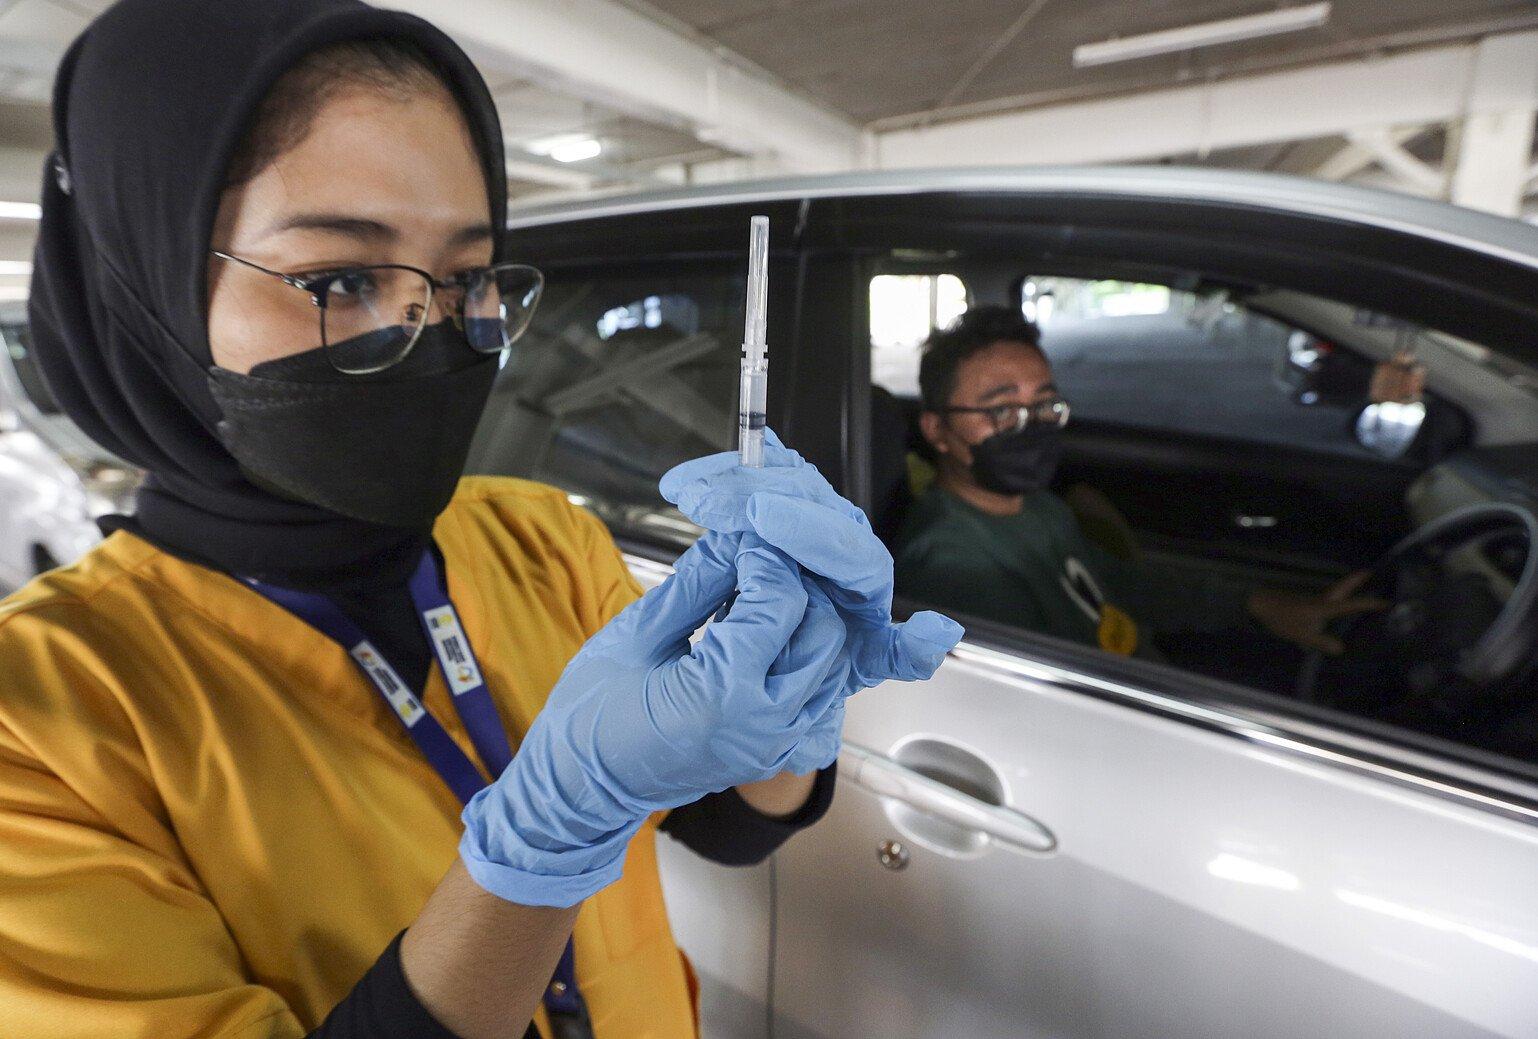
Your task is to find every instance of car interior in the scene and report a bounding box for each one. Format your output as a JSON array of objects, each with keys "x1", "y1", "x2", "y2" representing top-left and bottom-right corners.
[{"x1": 865, "y1": 258, "x2": 1538, "y2": 765}]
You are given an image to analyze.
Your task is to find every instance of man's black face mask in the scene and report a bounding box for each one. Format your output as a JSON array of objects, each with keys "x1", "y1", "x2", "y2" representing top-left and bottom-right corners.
[
  {"x1": 205, "y1": 321, "x2": 499, "y2": 528},
  {"x1": 968, "y1": 423, "x2": 1064, "y2": 494}
]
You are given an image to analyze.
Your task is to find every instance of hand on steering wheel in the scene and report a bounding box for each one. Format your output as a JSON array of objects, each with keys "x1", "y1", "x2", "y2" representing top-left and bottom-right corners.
[
  {"x1": 1293, "y1": 503, "x2": 1538, "y2": 705},
  {"x1": 1247, "y1": 572, "x2": 1389, "y2": 656}
]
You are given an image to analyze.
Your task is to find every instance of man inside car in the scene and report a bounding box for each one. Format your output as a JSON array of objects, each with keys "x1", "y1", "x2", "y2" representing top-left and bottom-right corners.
[{"x1": 893, "y1": 306, "x2": 1385, "y2": 682}]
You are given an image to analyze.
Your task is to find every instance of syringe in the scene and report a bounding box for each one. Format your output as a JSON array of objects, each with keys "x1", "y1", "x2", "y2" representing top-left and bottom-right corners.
[{"x1": 738, "y1": 215, "x2": 769, "y2": 467}]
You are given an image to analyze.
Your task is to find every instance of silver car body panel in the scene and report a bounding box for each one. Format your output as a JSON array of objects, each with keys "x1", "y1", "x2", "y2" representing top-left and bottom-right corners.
[
  {"x1": 772, "y1": 658, "x2": 1536, "y2": 1038},
  {"x1": 0, "y1": 327, "x2": 130, "y2": 590},
  {"x1": 0, "y1": 427, "x2": 101, "y2": 591},
  {"x1": 0, "y1": 325, "x2": 131, "y2": 469}
]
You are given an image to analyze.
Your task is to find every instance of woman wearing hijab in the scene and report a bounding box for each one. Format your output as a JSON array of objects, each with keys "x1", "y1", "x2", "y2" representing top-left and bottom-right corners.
[{"x1": 0, "y1": 1, "x2": 962, "y2": 1037}]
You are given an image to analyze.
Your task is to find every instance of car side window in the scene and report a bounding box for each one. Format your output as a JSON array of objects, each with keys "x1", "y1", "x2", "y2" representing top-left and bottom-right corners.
[
  {"x1": 465, "y1": 264, "x2": 744, "y2": 550},
  {"x1": 1023, "y1": 277, "x2": 1377, "y2": 456}
]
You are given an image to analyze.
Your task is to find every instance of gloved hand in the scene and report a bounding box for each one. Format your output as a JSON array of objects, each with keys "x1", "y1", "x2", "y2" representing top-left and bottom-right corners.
[
  {"x1": 776, "y1": 575, "x2": 852, "y2": 776},
  {"x1": 661, "y1": 429, "x2": 964, "y2": 776},
  {"x1": 460, "y1": 531, "x2": 848, "y2": 907}
]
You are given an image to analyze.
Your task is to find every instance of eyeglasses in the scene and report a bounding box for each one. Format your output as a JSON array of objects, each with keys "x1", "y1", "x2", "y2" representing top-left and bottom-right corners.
[
  {"x1": 938, "y1": 395, "x2": 1071, "y2": 434},
  {"x1": 210, "y1": 251, "x2": 545, "y2": 375}
]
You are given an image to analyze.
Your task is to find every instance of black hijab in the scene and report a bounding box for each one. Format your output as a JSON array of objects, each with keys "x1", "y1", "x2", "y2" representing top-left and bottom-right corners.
[{"x1": 28, "y1": 0, "x2": 509, "y2": 589}]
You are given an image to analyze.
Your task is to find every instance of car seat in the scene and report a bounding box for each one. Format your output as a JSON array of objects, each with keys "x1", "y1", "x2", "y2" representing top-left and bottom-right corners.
[
  {"x1": 868, "y1": 386, "x2": 915, "y2": 543},
  {"x1": 868, "y1": 385, "x2": 942, "y2": 544}
]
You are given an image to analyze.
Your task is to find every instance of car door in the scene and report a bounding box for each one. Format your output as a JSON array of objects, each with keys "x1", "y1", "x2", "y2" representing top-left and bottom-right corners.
[
  {"x1": 768, "y1": 630, "x2": 1538, "y2": 1039},
  {"x1": 762, "y1": 190, "x2": 1538, "y2": 1039}
]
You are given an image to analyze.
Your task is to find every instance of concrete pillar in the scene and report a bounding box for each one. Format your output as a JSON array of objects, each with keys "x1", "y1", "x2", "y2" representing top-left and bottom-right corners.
[
  {"x1": 1449, "y1": 108, "x2": 1536, "y2": 215},
  {"x1": 1449, "y1": 32, "x2": 1538, "y2": 216}
]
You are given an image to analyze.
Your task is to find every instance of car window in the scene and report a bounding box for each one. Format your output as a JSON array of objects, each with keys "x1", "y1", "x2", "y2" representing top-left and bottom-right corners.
[
  {"x1": 465, "y1": 264, "x2": 744, "y2": 550},
  {"x1": 866, "y1": 254, "x2": 1538, "y2": 777},
  {"x1": 1022, "y1": 277, "x2": 1376, "y2": 456}
]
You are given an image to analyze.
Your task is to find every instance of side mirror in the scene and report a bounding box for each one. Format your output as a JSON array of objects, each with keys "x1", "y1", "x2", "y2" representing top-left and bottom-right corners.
[{"x1": 1355, "y1": 400, "x2": 1425, "y2": 458}]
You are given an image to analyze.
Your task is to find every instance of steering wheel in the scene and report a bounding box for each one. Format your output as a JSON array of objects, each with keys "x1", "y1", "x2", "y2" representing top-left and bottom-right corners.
[{"x1": 1295, "y1": 502, "x2": 1538, "y2": 706}]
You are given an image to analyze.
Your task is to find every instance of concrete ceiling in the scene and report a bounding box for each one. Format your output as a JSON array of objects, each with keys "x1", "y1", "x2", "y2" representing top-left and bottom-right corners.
[
  {"x1": 0, "y1": 0, "x2": 1525, "y2": 231},
  {"x1": 0, "y1": 0, "x2": 740, "y2": 202},
  {"x1": 634, "y1": 0, "x2": 1538, "y2": 127}
]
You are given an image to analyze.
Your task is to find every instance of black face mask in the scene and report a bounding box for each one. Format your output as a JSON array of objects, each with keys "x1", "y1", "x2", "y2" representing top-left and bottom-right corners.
[
  {"x1": 205, "y1": 322, "x2": 499, "y2": 528},
  {"x1": 969, "y1": 424, "x2": 1064, "y2": 494}
]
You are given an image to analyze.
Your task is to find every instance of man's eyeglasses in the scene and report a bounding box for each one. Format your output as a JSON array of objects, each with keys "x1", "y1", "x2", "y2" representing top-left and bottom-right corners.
[
  {"x1": 938, "y1": 395, "x2": 1071, "y2": 434},
  {"x1": 211, "y1": 251, "x2": 545, "y2": 375}
]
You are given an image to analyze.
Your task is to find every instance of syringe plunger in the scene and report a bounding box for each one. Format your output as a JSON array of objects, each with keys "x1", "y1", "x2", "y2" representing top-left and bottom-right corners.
[{"x1": 743, "y1": 216, "x2": 769, "y2": 359}]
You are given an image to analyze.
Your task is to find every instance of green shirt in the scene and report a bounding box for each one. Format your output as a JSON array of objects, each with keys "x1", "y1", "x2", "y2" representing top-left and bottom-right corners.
[{"x1": 893, "y1": 486, "x2": 1250, "y2": 656}]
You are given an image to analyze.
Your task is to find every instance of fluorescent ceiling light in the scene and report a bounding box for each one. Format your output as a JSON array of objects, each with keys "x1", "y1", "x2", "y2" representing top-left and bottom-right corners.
[
  {"x1": 526, "y1": 134, "x2": 603, "y2": 164},
  {"x1": 0, "y1": 201, "x2": 41, "y2": 220},
  {"x1": 0, "y1": 261, "x2": 31, "y2": 275},
  {"x1": 1073, "y1": 3, "x2": 1331, "y2": 68},
  {"x1": 0, "y1": 286, "x2": 28, "y2": 301},
  {"x1": 549, "y1": 138, "x2": 602, "y2": 163}
]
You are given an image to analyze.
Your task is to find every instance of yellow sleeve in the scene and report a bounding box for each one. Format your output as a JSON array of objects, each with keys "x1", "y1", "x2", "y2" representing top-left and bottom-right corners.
[
  {"x1": 0, "y1": 637, "x2": 303, "y2": 1038},
  {"x1": 568, "y1": 504, "x2": 645, "y2": 633}
]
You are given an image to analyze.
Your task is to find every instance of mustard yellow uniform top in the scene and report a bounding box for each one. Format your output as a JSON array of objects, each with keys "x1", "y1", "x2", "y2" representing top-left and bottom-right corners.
[{"x1": 0, "y1": 476, "x2": 696, "y2": 1038}]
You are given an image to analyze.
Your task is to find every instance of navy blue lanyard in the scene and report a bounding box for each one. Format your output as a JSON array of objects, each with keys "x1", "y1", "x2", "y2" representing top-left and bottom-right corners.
[{"x1": 243, "y1": 549, "x2": 591, "y2": 1035}]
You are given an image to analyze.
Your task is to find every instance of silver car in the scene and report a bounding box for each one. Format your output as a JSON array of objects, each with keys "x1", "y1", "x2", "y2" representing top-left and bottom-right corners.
[
  {"x1": 478, "y1": 167, "x2": 1538, "y2": 1038},
  {"x1": 0, "y1": 308, "x2": 138, "y2": 591}
]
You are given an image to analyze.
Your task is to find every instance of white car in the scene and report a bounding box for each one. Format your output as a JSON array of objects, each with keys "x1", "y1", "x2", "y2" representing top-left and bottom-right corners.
[
  {"x1": 0, "y1": 308, "x2": 139, "y2": 591},
  {"x1": 478, "y1": 167, "x2": 1538, "y2": 1039}
]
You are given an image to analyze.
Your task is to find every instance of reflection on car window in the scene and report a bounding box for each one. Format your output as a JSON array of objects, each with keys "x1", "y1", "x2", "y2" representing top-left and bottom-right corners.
[
  {"x1": 464, "y1": 266, "x2": 743, "y2": 550},
  {"x1": 1022, "y1": 276, "x2": 1372, "y2": 455}
]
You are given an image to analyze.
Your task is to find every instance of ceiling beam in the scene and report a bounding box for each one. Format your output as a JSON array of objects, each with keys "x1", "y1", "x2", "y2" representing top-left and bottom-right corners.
[
  {"x1": 381, "y1": 0, "x2": 863, "y2": 174},
  {"x1": 1343, "y1": 128, "x2": 1444, "y2": 195},
  {"x1": 1311, "y1": 127, "x2": 1419, "y2": 182},
  {"x1": 876, "y1": 31, "x2": 1538, "y2": 170}
]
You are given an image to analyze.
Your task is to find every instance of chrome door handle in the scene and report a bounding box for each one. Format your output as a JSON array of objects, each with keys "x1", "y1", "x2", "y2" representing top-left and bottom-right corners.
[{"x1": 840, "y1": 744, "x2": 1057, "y2": 853}]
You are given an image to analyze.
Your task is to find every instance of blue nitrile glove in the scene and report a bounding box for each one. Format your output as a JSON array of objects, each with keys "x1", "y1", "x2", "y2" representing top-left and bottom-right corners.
[
  {"x1": 777, "y1": 575, "x2": 850, "y2": 775},
  {"x1": 661, "y1": 428, "x2": 964, "y2": 718},
  {"x1": 459, "y1": 531, "x2": 848, "y2": 907}
]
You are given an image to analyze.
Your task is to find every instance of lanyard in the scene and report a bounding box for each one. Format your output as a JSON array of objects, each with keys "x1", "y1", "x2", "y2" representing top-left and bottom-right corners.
[{"x1": 243, "y1": 549, "x2": 591, "y2": 1036}]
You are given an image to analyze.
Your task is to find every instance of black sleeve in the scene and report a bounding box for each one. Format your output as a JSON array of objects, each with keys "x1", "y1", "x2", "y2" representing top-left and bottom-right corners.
[
  {"x1": 659, "y1": 763, "x2": 837, "y2": 866},
  {"x1": 305, "y1": 929, "x2": 539, "y2": 1039}
]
